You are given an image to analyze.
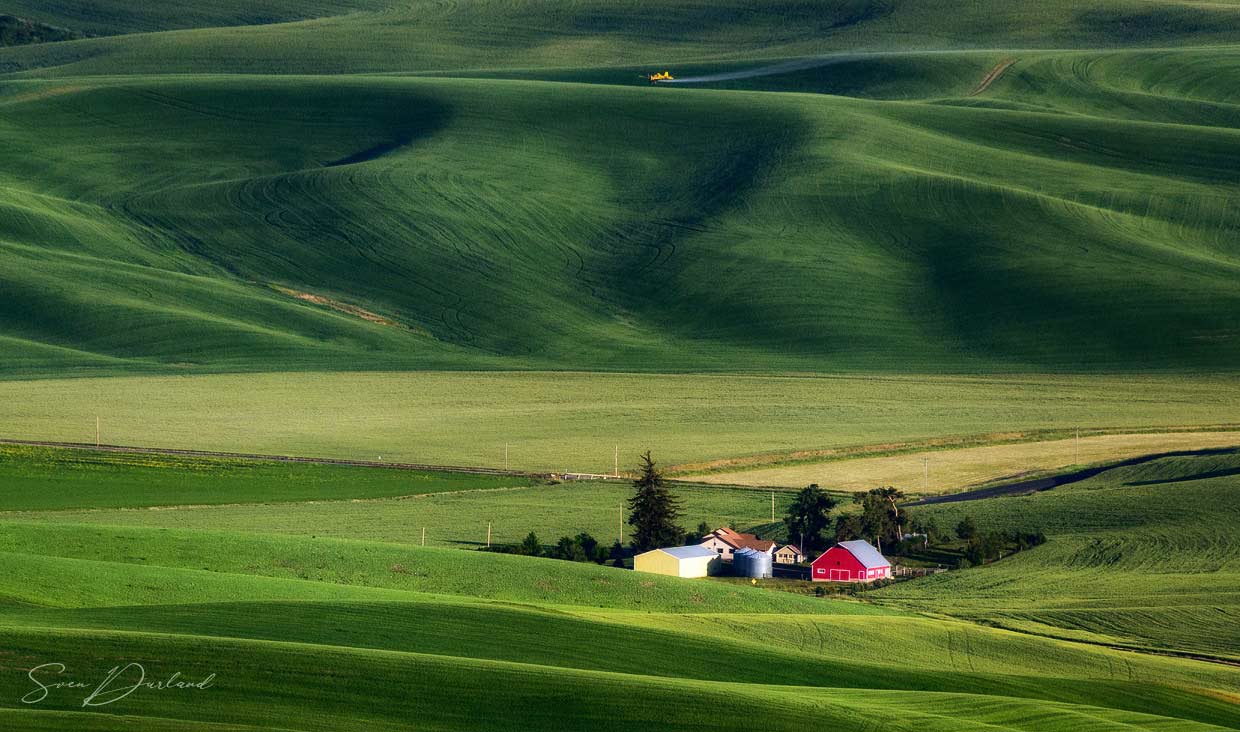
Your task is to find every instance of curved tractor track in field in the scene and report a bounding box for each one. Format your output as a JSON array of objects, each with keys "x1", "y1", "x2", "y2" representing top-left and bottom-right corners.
[{"x1": 969, "y1": 58, "x2": 1016, "y2": 96}]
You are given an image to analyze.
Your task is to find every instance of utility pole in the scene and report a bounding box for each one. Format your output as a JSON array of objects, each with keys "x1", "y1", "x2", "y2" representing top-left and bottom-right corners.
[
  {"x1": 95, "y1": 416, "x2": 100, "y2": 448},
  {"x1": 619, "y1": 504, "x2": 624, "y2": 544},
  {"x1": 771, "y1": 491, "x2": 775, "y2": 522},
  {"x1": 504, "y1": 444, "x2": 508, "y2": 471},
  {"x1": 421, "y1": 527, "x2": 426, "y2": 547},
  {"x1": 922, "y1": 456, "x2": 929, "y2": 493},
  {"x1": 487, "y1": 522, "x2": 492, "y2": 548},
  {"x1": 614, "y1": 445, "x2": 619, "y2": 477},
  {"x1": 1075, "y1": 426, "x2": 1080, "y2": 465}
]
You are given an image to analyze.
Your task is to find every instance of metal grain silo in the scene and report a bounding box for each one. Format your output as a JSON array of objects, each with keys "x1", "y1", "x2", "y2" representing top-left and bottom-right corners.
[
  {"x1": 733, "y1": 548, "x2": 771, "y2": 578},
  {"x1": 750, "y1": 549, "x2": 773, "y2": 578},
  {"x1": 732, "y1": 547, "x2": 754, "y2": 576}
]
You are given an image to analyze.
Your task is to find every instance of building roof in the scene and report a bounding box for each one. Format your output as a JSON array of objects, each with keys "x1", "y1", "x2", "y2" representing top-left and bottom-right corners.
[
  {"x1": 657, "y1": 545, "x2": 719, "y2": 560},
  {"x1": 706, "y1": 527, "x2": 776, "y2": 552},
  {"x1": 776, "y1": 544, "x2": 801, "y2": 554},
  {"x1": 837, "y1": 540, "x2": 890, "y2": 569}
]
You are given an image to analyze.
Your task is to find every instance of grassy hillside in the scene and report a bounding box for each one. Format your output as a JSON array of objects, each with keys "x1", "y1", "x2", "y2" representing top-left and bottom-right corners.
[
  {"x1": 1, "y1": 59, "x2": 1238, "y2": 375},
  {"x1": 0, "y1": 519, "x2": 1234, "y2": 728},
  {"x1": 7, "y1": 1, "x2": 1240, "y2": 76},
  {"x1": 1, "y1": 0, "x2": 392, "y2": 37},
  {"x1": 0, "y1": 448, "x2": 1237, "y2": 729},
  {"x1": 1, "y1": 4, "x2": 1238, "y2": 728},
  {"x1": 886, "y1": 451, "x2": 1240, "y2": 660}
]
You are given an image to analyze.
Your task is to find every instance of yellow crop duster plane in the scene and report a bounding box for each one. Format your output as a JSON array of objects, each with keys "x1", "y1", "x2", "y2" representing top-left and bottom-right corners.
[{"x1": 647, "y1": 71, "x2": 674, "y2": 83}]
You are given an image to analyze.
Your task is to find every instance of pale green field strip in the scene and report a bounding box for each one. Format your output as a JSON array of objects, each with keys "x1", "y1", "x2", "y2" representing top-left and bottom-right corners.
[
  {"x1": 2, "y1": 372, "x2": 1236, "y2": 473},
  {"x1": 0, "y1": 481, "x2": 788, "y2": 547},
  {"x1": 695, "y1": 431, "x2": 1240, "y2": 490}
]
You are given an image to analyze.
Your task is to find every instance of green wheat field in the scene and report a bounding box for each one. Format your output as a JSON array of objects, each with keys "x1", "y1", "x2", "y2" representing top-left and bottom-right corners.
[{"x1": 1, "y1": 1, "x2": 1239, "y2": 729}]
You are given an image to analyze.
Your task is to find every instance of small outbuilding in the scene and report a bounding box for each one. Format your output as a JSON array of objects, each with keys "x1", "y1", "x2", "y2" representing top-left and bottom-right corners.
[
  {"x1": 773, "y1": 544, "x2": 804, "y2": 565},
  {"x1": 811, "y1": 539, "x2": 891, "y2": 582},
  {"x1": 634, "y1": 545, "x2": 722, "y2": 578}
]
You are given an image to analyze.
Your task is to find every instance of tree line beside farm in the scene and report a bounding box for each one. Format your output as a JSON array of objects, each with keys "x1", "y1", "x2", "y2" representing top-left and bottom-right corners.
[
  {"x1": 486, "y1": 452, "x2": 1045, "y2": 569},
  {"x1": 785, "y1": 483, "x2": 1045, "y2": 567}
]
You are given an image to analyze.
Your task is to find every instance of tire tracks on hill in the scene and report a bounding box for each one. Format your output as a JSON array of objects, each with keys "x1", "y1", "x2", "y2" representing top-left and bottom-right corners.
[{"x1": 969, "y1": 58, "x2": 1016, "y2": 96}]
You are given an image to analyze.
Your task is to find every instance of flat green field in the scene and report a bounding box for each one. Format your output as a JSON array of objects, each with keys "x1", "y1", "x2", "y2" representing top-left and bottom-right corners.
[
  {"x1": 0, "y1": 444, "x2": 536, "y2": 511},
  {"x1": 2, "y1": 371, "x2": 1237, "y2": 473}
]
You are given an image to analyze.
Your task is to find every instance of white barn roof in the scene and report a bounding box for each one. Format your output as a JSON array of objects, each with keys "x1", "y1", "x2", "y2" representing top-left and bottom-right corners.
[
  {"x1": 838, "y1": 540, "x2": 889, "y2": 568},
  {"x1": 659, "y1": 545, "x2": 718, "y2": 560}
]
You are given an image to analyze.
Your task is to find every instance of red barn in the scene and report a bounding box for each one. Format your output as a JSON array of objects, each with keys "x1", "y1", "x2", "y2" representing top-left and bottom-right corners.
[{"x1": 811, "y1": 540, "x2": 891, "y2": 582}]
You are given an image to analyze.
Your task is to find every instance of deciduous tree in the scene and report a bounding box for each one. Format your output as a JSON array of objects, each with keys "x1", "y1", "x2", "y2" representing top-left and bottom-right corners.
[{"x1": 784, "y1": 483, "x2": 837, "y2": 552}]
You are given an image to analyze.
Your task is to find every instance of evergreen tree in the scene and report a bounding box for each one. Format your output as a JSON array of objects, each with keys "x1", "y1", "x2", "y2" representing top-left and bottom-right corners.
[
  {"x1": 518, "y1": 531, "x2": 542, "y2": 556},
  {"x1": 784, "y1": 484, "x2": 837, "y2": 552},
  {"x1": 693, "y1": 521, "x2": 712, "y2": 542},
  {"x1": 626, "y1": 451, "x2": 684, "y2": 550}
]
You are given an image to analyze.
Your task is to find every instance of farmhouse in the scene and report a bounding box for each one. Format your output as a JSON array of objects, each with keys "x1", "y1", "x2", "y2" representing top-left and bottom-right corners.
[
  {"x1": 811, "y1": 540, "x2": 891, "y2": 582},
  {"x1": 699, "y1": 527, "x2": 775, "y2": 561},
  {"x1": 773, "y1": 544, "x2": 804, "y2": 564},
  {"x1": 633, "y1": 545, "x2": 721, "y2": 578}
]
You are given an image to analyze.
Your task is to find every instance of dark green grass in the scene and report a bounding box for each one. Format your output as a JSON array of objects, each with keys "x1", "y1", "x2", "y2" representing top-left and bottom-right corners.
[
  {"x1": 0, "y1": 445, "x2": 535, "y2": 511},
  {"x1": 8, "y1": 0, "x2": 1240, "y2": 76},
  {"x1": 1, "y1": 0, "x2": 392, "y2": 37},
  {"x1": 1, "y1": 69, "x2": 1239, "y2": 375}
]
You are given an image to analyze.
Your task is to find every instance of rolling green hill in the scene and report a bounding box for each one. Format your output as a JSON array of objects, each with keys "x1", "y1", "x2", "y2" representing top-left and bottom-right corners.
[
  {"x1": 1, "y1": 4, "x2": 1238, "y2": 729},
  {"x1": 0, "y1": 2, "x2": 1238, "y2": 376},
  {"x1": 1, "y1": 64, "x2": 1239, "y2": 375},
  {"x1": 0, "y1": 446, "x2": 1238, "y2": 730},
  {"x1": 7, "y1": 0, "x2": 1240, "y2": 76},
  {"x1": 0, "y1": 443, "x2": 1237, "y2": 730}
]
